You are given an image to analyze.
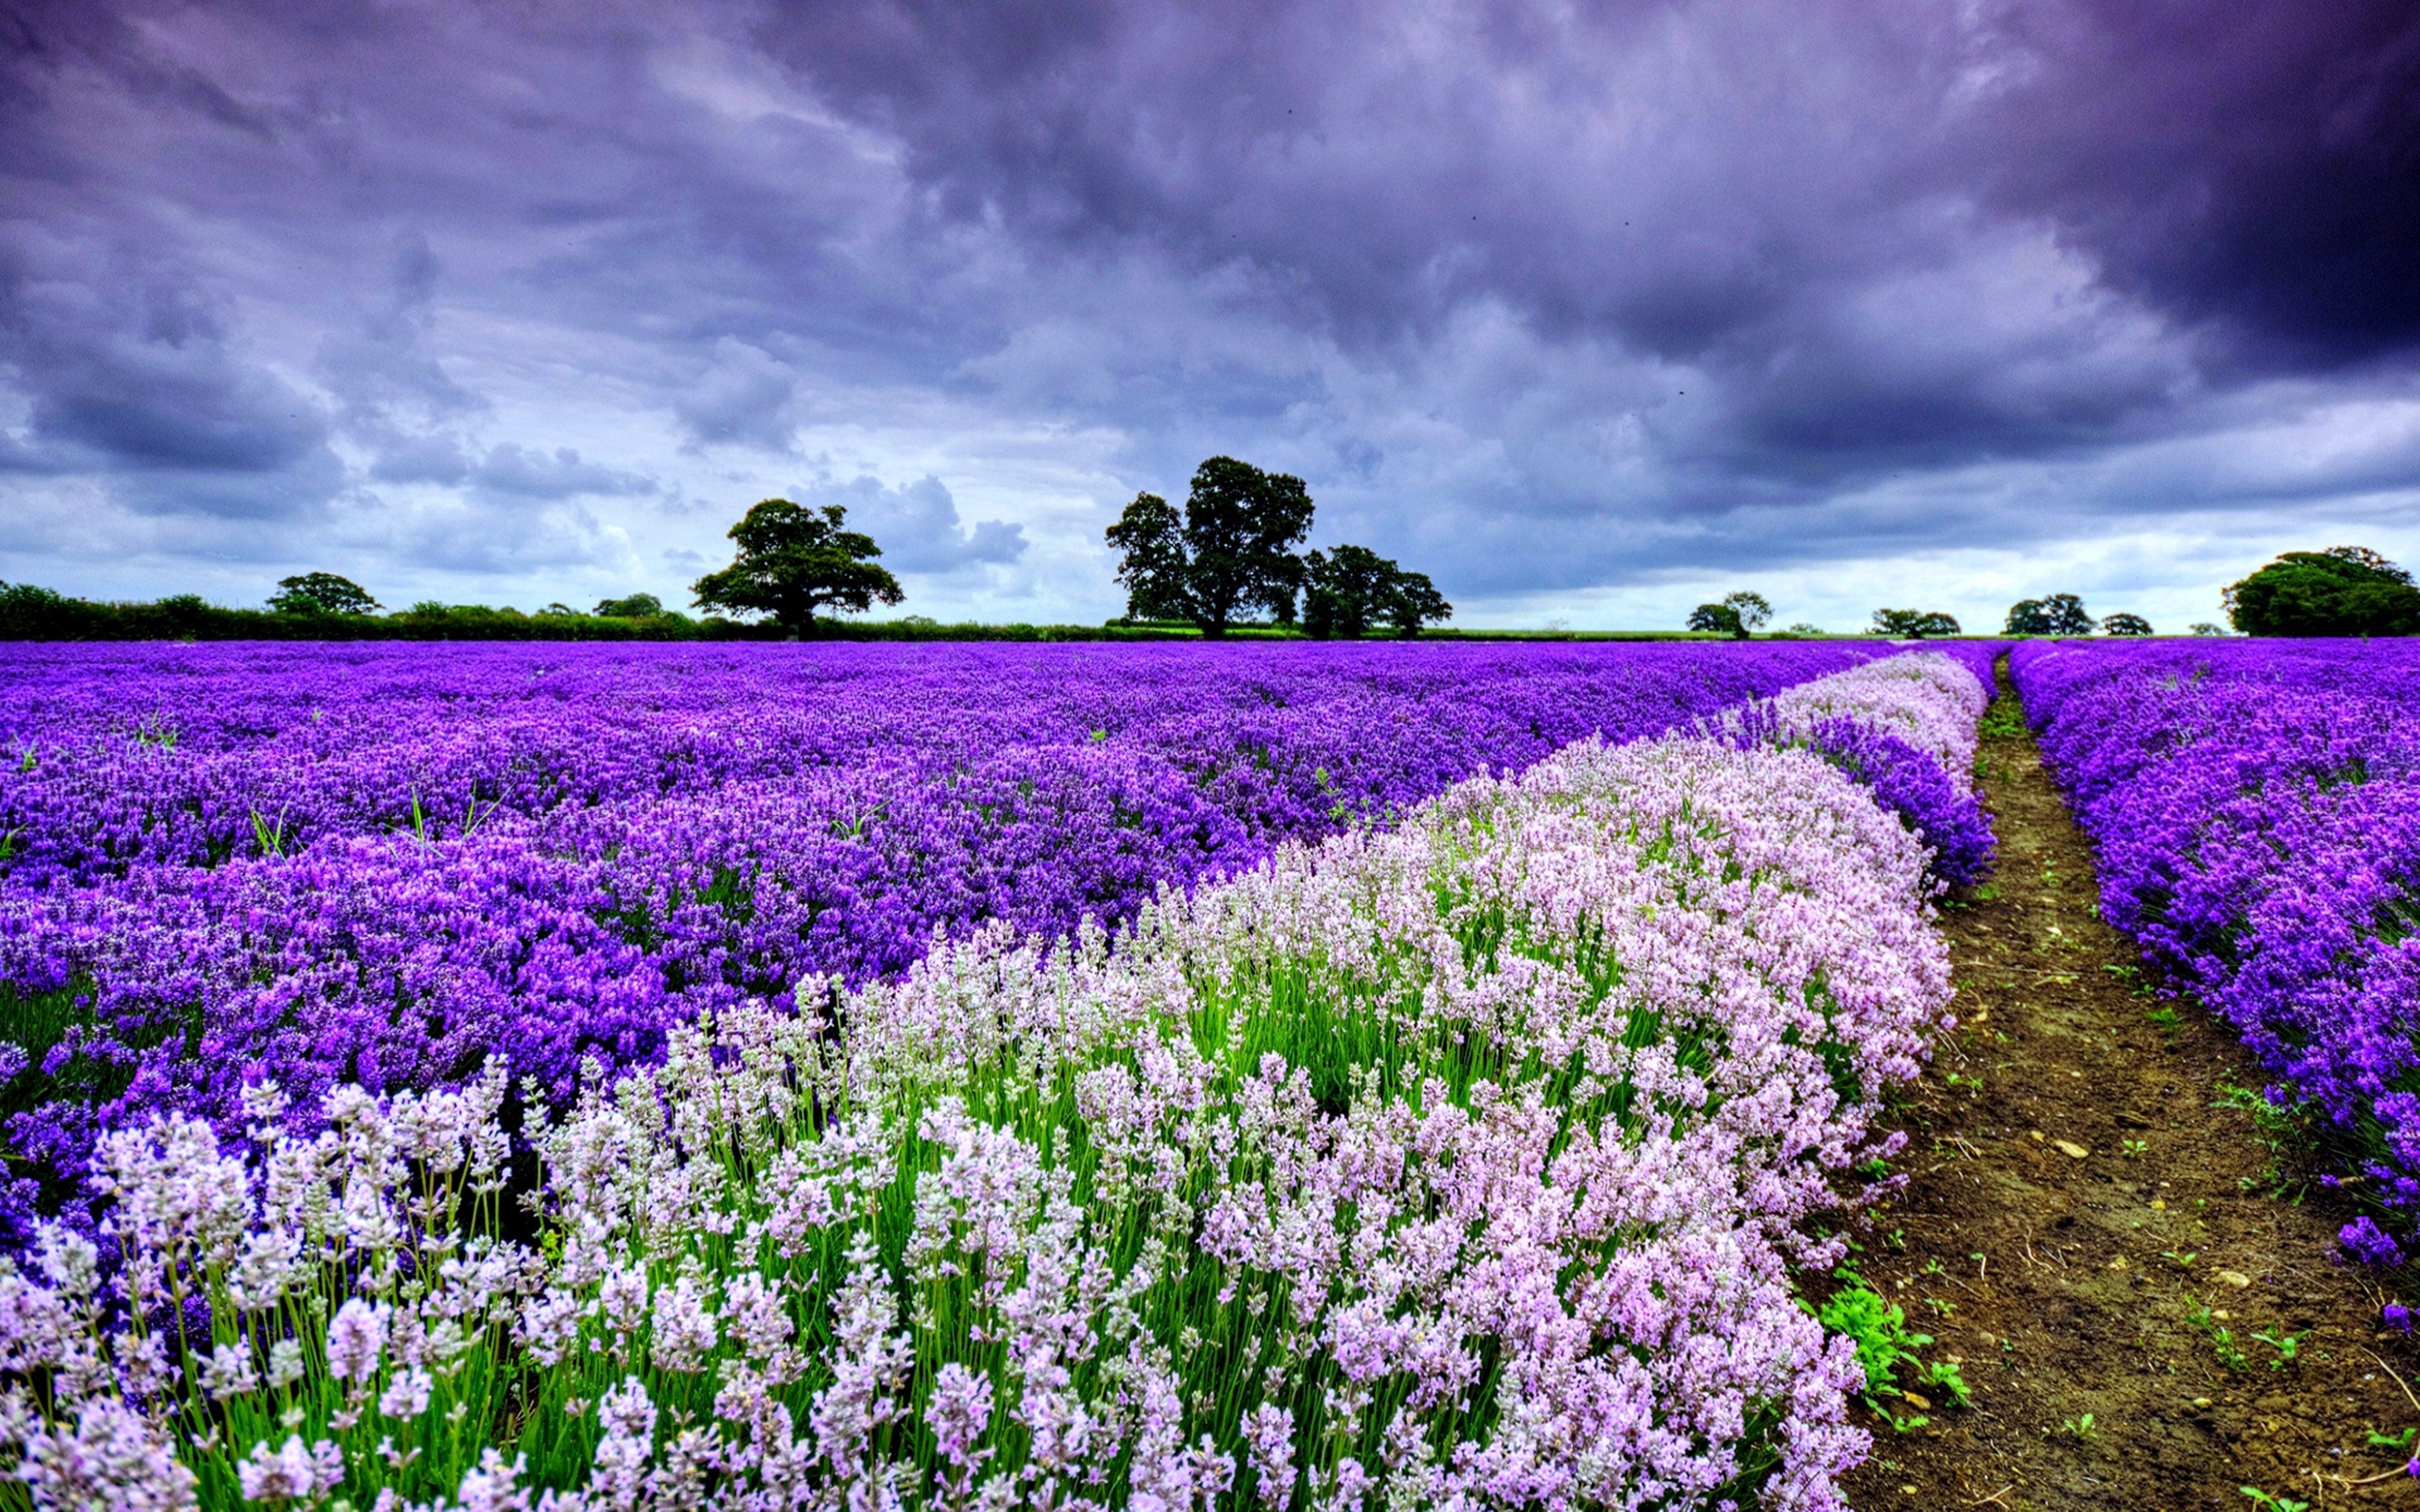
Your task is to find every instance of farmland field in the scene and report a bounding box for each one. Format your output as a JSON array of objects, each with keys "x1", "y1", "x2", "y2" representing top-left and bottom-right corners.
[
  {"x1": 0, "y1": 641, "x2": 1899, "y2": 1166},
  {"x1": 0, "y1": 641, "x2": 2007, "y2": 1510}
]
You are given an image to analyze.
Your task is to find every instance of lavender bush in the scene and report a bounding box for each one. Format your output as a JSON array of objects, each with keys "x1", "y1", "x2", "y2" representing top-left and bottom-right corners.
[
  {"x1": 1, "y1": 642, "x2": 1887, "y2": 1182},
  {"x1": 2013, "y1": 639, "x2": 2420, "y2": 1257},
  {"x1": 1717, "y1": 653, "x2": 1998, "y2": 888},
  {"x1": 0, "y1": 665, "x2": 1977, "y2": 1510}
]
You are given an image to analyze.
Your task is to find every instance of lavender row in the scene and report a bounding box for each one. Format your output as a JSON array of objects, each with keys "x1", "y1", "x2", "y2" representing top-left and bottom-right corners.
[
  {"x1": 2012, "y1": 639, "x2": 2420, "y2": 1257},
  {"x1": 0, "y1": 642, "x2": 1891, "y2": 888},
  {"x1": 0, "y1": 657, "x2": 1985, "y2": 1511},
  {"x1": 0, "y1": 643, "x2": 1884, "y2": 1191}
]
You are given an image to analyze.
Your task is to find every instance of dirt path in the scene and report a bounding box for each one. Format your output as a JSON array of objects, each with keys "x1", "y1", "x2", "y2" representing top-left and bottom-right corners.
[{"x1": 1839, "y1": 667, "x2": 2420, "y2": 1512}]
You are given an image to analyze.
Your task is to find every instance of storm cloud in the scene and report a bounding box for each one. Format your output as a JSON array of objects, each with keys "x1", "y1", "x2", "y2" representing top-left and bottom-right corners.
[{"x1": 1, "y1": 0, "x2": 2415, "y2": 626}]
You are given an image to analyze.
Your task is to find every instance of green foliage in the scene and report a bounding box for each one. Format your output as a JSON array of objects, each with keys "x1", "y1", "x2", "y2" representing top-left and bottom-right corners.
[
  {"x1": 2100, "y1": 612, "x2": 2153, "y2": 636},
  {"x1": 2187, "y1": 1300, "x2": 2252, "y2": 1372},
  {"x1": 268, "y1": 571, "x2": 381, "y2": 617},
  {"x1": 1181, "y1": 456, "x2": 1317, "y2": 634},
  {"x1": 1812, "y1": 1281, "x2": 1969, "y2": 1429},
  {"x1": 2191, "y1": 622, "x2": 2230, "y2": 636},
  {"x1": 1723, "y1": 591, "x2": 1773, "y2": 630},
  {"x1": 2225, "y1": 546, "x2": 2420, "y2": 636},
  {"x1": 1870, "y1": 608, "x2": 1961, "y2": 638},
  {"x1": 1385, "y1": 569, "x2": 1452, "y2": 636},
  {"x1": 1977, "y1": 694, "x2": 2027, "y2": 740},
  {"x1": 1104, "y1": 491, "x2": 1196, "y2": 623},
  {"x1": 592, "y1": 592, "x2": 666, "y2": 617},
  {"x1": 1688, "y1": 593, "x2": 1772, "y2": 638},
  {"x1": 1687, "y1": 602, "x2": 1745, "y2": 637},
  {"x1": 691, "y1": 498, "x2": 906, "y2": 633},
  {"x1": 1304, "y1": 544, "x2": 1454, "y2": 638},
  {"x1": 2239, "y1": 1487, "x2": 2312, "y2": 1512},
  {"x1": 1103, "y1": 457, "x2": 1320, "y2": 637},
  {"x1": 2005, "y1": 593, "x2": 2093, "y2": 636},
  {"x1": 1304, "y1": 544, "x2": 1400, "y2": 638}
]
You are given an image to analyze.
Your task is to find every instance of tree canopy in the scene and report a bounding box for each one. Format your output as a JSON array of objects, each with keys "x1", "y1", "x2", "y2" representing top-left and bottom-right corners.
[
  {"x1": 593, "y1": 593, "x2": 664, "y2": 618},
  {"x1": 1103, "y1": 457, "x2": 1345, "y2": 637},
  {"x1": 1722, "y1": 592, "x2": 1772, "y2": 631},
  {"x1": 691, "y1": 499, "x2": 904, "y2": 633},
  {"x1": 1870, "y1": 608, "x2": 1961, "y2": 638},
  {"x1": 1302, "y1": 545, "x2": 1453, "y2": 639},
  {"x1": 2225, "y1": 546, "x2": 2420, "y2": 636},
  {"x1": 1385, "y1": 571, "x2": 1451, "y2": 638},
  {"x1": 1103, "y1": 493, "x2": 1196, "y2": 624},
  {"x1": 1686, "y1": 603, "x2": 1744, "y2": 637},
  {"x1": 1175, "y1": 457, "x2": 1315, "y2": 635},
  {"x1": 2100, "y1": 612, "x2": 2153, "y2": 636},
  {"x1": 268, "y1": 573, "x2": 380, "y2": 617},
  {"x1": 2005, "y1": 593, "x2": 2094, "y2": 636}
]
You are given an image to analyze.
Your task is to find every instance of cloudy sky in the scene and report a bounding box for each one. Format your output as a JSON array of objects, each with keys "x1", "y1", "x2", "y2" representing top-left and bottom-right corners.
[{"x1": 3, "y1": 0, "x2": 2416, "y2": 631}]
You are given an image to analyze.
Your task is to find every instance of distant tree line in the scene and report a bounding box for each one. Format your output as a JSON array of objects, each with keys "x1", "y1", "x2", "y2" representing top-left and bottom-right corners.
[{"x1": 11, "y1": 472, "x2": 2416, "y2": 642}]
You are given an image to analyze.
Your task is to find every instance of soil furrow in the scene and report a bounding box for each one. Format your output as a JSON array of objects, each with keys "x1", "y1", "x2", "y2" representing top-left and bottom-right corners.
[{"x1": 1843, "y1": 664, "x2": 2417, "y2": 1511}]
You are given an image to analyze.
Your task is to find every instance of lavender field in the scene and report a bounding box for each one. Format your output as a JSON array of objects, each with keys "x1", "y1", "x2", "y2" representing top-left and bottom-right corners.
[
  {"x1": 2015, "y1": 639, "x2": 2420, "y2": 1265},
  {"x1": 0, "y1": 643, "x2": 1997, "y2": 1510}
]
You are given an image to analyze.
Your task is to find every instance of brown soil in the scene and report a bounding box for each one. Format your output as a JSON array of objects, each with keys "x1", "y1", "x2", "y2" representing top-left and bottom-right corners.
[{"x1": 1838, "y1": 665, "x2": 2420, "y2": 1512}]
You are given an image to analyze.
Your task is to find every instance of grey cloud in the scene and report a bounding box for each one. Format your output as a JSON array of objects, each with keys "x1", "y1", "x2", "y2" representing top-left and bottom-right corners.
[
  {"x1": 0, "y1": 251, "x2": 345, "y2": 517},
  {"x1": 368, "y1": 433, "x2": 473, "y2": 486},
  {"x1": 676, "y1": 338, "x2": 802, "y2": 451},
  {"x1": 318, "y1": 232, "x2": 487, "y2": 434},
  {"x1": 803, "y1": 474, "x2": 1027, "y2": 573},
  {"x1": 474, "y1": 445, "x2": 657, "y2": 500},
  {"x1": 0, "y1": 0, "x2": 2414, "y2": 610}
]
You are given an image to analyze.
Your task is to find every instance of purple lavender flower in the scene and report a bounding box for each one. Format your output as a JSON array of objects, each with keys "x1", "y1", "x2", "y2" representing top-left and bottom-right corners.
[
  {"x1": 2018, "y1": 637, "x2": 2420, "y2": 1257},
  {"x1": 2344, "y1": 1217, "x2": 2406, "y2": 1268}
]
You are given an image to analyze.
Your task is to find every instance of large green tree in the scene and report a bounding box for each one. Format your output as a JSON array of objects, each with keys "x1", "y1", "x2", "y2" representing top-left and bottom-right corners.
[
  {"x1": 1722, "y1": 591, "x2": 1772, "y2": 631},
  {"x1": 1303, "y1": 545, "x2": 1453, "y2": 638},
  {"x1": 2005, "y1": 593, "x2": 2094, "y2": 636},
  {"x1": 1178, "y1": 457, "x2": 1315, "y2": 635},
  {"x1": 1383, "y1": 569, "x2": 1451, "y2": 638},
  {"x1": 1304, "y1": 546, "x2": 1398, "y2": 638},
  {"x1": 1870, "y1": 608, "x2": 1961, "y2": 638},
  {"x1": 1686, "y1": 602, "x2": 1744, "y2": 638},
  {"x1": 1103, "y1": 458, "x2": 1317, "y2": 636},
  {"x1": 2225, "y1": 547, "x2": 2420, "y2": 636},
  {"x1": 1103, "y1": 493, "x2": 1196, "y2": 623},
  {"x1": 691, "y1": 499, "x2": 903, "y2": 634},
  {"x1": 268, "y1": 572, "x2": 380, "y2": 617}
]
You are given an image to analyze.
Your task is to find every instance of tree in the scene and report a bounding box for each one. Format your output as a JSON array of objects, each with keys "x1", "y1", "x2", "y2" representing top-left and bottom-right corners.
[
  {"x1": 1302, "y1": 546, "x2": 1453, "y2": 639},
  {"x1": 1783, "y1": 622, "x2": 1825, "y2": 637},
  {"x1": 2191, "y1": 622, "x2": 2228, "y2": 636},
  {"x1": 2225, "y1": 546, "x2": 2420, "y2": 636},
  {"x1": 593, "y1": 593, "x2": 664, "y2": 617},
  {"x1": 2100, "y1": 612, "x2": 2153, "y2": 636},
  {"x1": 1686, "y1": 603, "x2": 1744, "y2": 637},
  {"x1": 691, "y1": 499, "x2": 904, "y2": 634},
  {"x1": 1383, "y1": 570, "x2": 1451, "y2": 638},
  {"x1": 1303, "y1": 547, "x2": 1373, "y2": 638},
  {"x1": 1722, "y1": 592, "x2": 1772, "y2": 632},
  {"x1": 1870, "y1": 608, "x2": 1961, "y2": 638},
  {"x1": 1304, "y1": 546, "x2": 1397, "y2": 638},
  {"x1": 2005, "y1": 593, "x2": 2094, "y2": 636},
  {"x1": 268, "y1": 573, "x2": 379, "y2": 617},
  {"x1": 1102, "y1": 458, "x2": 1318, "y2": 636},
  {"x1": 1104, "y1": 493, "x2": 1196, "y2": 622},
  {"x1": 1177, "y1": 457, "x2": 1315, "y2": 635}
]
